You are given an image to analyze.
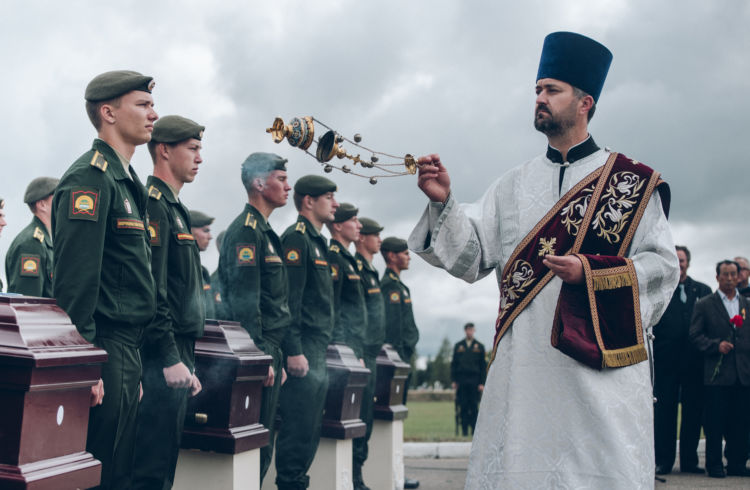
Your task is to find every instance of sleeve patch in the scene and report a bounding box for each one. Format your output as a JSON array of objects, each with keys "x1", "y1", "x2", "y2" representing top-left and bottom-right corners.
[
  {"x1": 285, "y1": 248, "x2": 301, "y2": 265},
  {"x1": 149, "y1": 220, "x2": 161, "y2": 246},
  {"x1": 20, "y1": 255, "x2": 41, "y2": 277},
  {"x1": 265, "y1": 255, "x2": 282, "y2": 264},
  {"x1": 69, "y1": 188, "x2": 100, "y2": 221},
  {"x1": 116, "y1": 218, "x2": 146, "y2": 231},
  {"x1": 331, "y1": 264, "x2": 340, "y2": 281},
  {"x1": 389, "y1": 291, "x2": 401, "y2": 303},
  {"x1": 236, "y1": 244, "x2": 256, "y2": 266}
]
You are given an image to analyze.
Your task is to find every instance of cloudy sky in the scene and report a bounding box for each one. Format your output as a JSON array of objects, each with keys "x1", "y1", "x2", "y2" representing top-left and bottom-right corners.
[{"x1": 1, "y1": 1, "x2": 748, "y2": 357}]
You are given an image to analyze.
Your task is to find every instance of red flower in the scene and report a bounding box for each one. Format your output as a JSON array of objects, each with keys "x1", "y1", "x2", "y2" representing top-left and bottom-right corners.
[{"x1": 731, "y1": 315, "x2": 743, "y2": 328}]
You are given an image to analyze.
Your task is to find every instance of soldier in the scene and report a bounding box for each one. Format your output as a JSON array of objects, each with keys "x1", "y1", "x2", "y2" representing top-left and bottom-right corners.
[
  {"x1": 4, "y1": 177, "x2": 58, "y2": 297},
  {"x1": 218, "y1": 152, "x2": 292, "y2": 483},
  {"x1": 380, "y1": 236, "x2": 420, "y2": 490},
  {"x1": 450, "y1": 322, "x2": 486, "y2": 436},
  {"x1": 326, "y1": 203, "x2": 366, "y2": 360},
  {"x1": 52, "y1": 70, "x2": 158, "y2": 489},
  {"x1": 275, "y1": 175, "x2": 338, "y2": 490},
  {"x1": 189, "y1": 209, "x2": 216, "y2": 319},
  {"x1": 132, "y1": 115, "x2": 205, "y2": 489},
  {"x1": 353, "y1": 217, "x2": 386, "y2": 490}
]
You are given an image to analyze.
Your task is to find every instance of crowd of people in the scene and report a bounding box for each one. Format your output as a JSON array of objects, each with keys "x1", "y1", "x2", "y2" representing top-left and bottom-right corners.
[{"x1": 0, "y1": 71, "x2": 420, "y2": 490}]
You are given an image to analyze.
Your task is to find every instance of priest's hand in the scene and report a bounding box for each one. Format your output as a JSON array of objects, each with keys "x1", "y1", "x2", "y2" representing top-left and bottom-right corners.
[
  {"x1": 719, "y1": 341, "x2": 734, "y2": 354},
  {"x1": 287, "y1": 354, "x2": 309, "y2": 377},
  {"x1": 163, "y1": 362, "x2": 193, "y2": 389},
  {"x1": 190, "y1": 375, "x2": 202, "y2": 396},
  {"x1": 417, "y1": 154, "x2": 451, "y2": 204},
  {"x1": 90, "y1": 378, "x2": 104, "y2": 407},
  {"x1": 264, "y1": 365, "x2": 276, "y2": 387},
  {"x1": 543, "y1": 254, "x2": 584, "y2": 284}
]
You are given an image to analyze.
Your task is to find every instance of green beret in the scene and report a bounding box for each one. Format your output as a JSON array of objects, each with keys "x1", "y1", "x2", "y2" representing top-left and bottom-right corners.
[
  {"x1": 151, "y1": 115, "x2": 205, "y2": 143},
  {"x1": 359, "y1": 217, "x2": 383, "y2": 235},
  {"x1": 381, "y1": 237, "x2": 408, "y2": 253},
  {"x1": 24, "y1": 177, "x2": 59, "y2": 204},
  {"x1": 333, "y1": 203, "x2": 358, "y2": 223},
  {"x1": 242, "y1": 152, "x2": 287, "y2": 172},
  {"x1": 85, "y1": 70, "x2": 155, "y2": 102},
  {"x1": 189, "y1": 210, "x2": 214, "y2": 228},
  {"x1": 294, "y1": 175, "x2": 337, "y2": 197}
]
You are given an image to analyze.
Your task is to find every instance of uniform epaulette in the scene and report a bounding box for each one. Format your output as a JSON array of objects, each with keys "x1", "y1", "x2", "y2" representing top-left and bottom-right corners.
[
  {"x1": 295, "y1": 221, "x2": 306, "y2": 234},
  {"x1": 356, "y1": 259, "x2": 363, "y2": 271},
  {"x1": 388, "y1": 271, "x2": 398, "y2": 281},
  {"x1": 90, "y1": 151, "x2": 109, "y2": 172},
  {"x1": 148, "y1": 185, "x2": 162, "y2": 200},
  {"x1": 33, "y1": 227, "x2": 45, "y2": 243},
  {"x1": 329, "y1": 244, "x2": 340, "y2": 253},
  {"x1": 244, "y1": 213, "x2": 257, "y2": 229}
]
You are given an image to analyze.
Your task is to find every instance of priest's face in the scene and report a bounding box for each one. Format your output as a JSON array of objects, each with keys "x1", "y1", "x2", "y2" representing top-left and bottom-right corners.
[{"x1": 534, "y1": 78, "x2": 579, "y2": 137}]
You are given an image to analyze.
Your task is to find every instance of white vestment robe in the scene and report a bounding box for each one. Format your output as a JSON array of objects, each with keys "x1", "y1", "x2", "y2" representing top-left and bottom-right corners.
[{"x1": 408, "y1": 149, "x2": 679, "y2": 490}]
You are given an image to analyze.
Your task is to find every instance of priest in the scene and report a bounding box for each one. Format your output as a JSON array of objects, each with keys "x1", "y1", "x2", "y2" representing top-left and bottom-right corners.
[{"x1": 409, "y1": 32, "x2": 679, "y2": 489}]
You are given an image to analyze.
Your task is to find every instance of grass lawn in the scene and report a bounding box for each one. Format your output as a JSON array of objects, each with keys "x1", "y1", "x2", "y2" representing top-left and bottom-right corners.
[{"x1": 404, "y1": 400, "x2": 473, "y2": 442}]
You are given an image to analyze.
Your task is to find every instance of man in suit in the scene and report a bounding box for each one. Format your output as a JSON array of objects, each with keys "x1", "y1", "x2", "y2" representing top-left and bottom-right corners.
[
  {"x1": 653, "y1": 246, "x2": 711, "y2": 474},
  {"x1": 689, "y1": 259, "x2": 750, "y2": 478}
]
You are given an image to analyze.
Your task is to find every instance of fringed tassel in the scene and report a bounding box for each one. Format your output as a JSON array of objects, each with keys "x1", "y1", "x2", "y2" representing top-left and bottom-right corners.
[
  {"x1": 592, "y1": 272, "x2": 633, "y2": 291},
  {"x1": 602, "y1": 344, "x2": 648, "y2": 368}
]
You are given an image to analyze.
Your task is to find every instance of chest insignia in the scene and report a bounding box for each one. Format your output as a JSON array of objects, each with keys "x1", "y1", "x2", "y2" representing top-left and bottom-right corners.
[
  {"x1": 268, "y1": 243, "x2": 275, "y2": 253},
  {"x1": 457, "y1": 345, "x2": 466, "y2": 353},
  {"x1": 331, "y1": 264, "x2": 340, "y2": 280},
  {"x1": 148, "y1": 221, "x2": 160, "y2": 246},
  {"x1": 124, "y1": 198, "x2": 132, "y2": 214},
  {"x1": 175, "y1": 216, "x2": 184, "y2": 230}
]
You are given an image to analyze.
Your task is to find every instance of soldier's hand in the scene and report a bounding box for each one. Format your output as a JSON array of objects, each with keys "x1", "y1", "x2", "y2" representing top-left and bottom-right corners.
[
  {"x1": 190, "y1": 375, "x2": 202, "y2": 396},
  {"x1": 163, "y1": 362, "x2": 193, "y2": 389},
  {"x1": 90, "y1": 378, "x2": 104, "y2": 407},
  {"x1": 719, "y1": 341, "x2": 734, "y2": 354},
  {"x1": 359, "y1": 358, "x2": 365, "y2": 367},
  {"x1": 139, "y1": 382, "x2": 143, "y2": 401},
  {"x1": 287, "y1": 354, "x2": 309, "y2": 377},
  {"x1": 478, "y1": 384, "x2": 484, "y2": 393},
  {"x1": 264, "y1": 365, "x2": 276, "y2": 387},
  {"x1": 543, "y1": 254, "x2": 584, "y2": 284},
  {"x1": 417, "y1": 154, "x2": 451, "y2": 203},
  {"x1": 281, "y1": 368, "x2": 288, "y2": 385}
]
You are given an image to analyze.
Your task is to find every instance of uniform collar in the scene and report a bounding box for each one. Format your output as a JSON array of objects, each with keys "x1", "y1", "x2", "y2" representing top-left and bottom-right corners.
[
  {"x1": 147, "y1": 176, "x2": 179, "y2": 204},
  {"x1": 546, "y1": 135, "x2": 599, "y2": 164},
  {"x1": 246, "y1": 203, "x2": 270, "y2": 231}
]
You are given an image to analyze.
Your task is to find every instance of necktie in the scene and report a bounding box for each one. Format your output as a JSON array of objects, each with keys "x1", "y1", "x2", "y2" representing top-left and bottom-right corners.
[{"x1": 679, "y1": 283, "x2": 687, "y2": 303}]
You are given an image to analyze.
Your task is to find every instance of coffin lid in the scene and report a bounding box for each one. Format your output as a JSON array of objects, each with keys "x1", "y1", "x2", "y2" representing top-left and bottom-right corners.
[{"x1": 195, "y1": 320, "x2": 272, "y2": 365}]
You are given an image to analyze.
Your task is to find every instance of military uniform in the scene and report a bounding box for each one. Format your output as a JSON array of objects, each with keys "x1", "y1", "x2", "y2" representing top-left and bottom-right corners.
[
  {"x1": 220, "y1": 203, "x2": 291, "y2": 481},
  {"x1": 5, "y1": 216, "x2": 54, "y2": 297},
  {"x1": 276, "y1": 209, "x2": 335, "y2": 489},
  {"x1": 200, "y1": 265, "x2": 216, "y2": 319},
  {"x1": 381, "y1": 266, "x2": 419, "y2": 404},
  {"x1": 53, "y1": 136, "x2": 156, "y2": 490},
  {"x1": 450, "y1": 337, "x2": 486, "y2": 435},
  {"x1": 209, "y1": 267, "x2": 228, "y2": 319},
  {"x1": 329, "y1": 238, "x2": 367, "y2": 358},
  {"x1": 133, "y1": 172, "x2": 206, "y2": 489}
]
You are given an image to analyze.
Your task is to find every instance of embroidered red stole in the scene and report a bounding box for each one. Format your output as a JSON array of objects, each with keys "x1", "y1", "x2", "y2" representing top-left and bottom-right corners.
[{"x1": 489, "y1": 153, "x2": 669, "y2": 370}]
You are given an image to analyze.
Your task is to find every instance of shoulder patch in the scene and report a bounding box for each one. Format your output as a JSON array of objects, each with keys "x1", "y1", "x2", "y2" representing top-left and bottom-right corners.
[
  {"x1": 389, "y1": 291, "x2": 401, "y2": 303},
  {"x1": 356, "y1": 259, "x2": 363, "y2": 271},
  {"x1": 331, "y1": 264, "x2": 340, "y2": 281},
  {"x1": 244, "y1": 213, "x2": 257, "y2": 229},
  {"x1": 388, "y1": 271, "x2": 398, "y2": 281},
  {"x1": 148, "y1": 185, "x2": 162, "y2": 200},
  {"x1": 20, "y1": 255, "x2": 41, "y2": 277},
  {"x1": 33, "y1": 227, "x2": 45, "y2": 243},
  {"x1": 329, "y1": 244, "x2": 340, "y2": 253},
  {"x1": 236, "y1": 244, "x2": 256, "y2": 266},
  {"x1": 90, "y1": 151, "x2": 108, "y2": 172},
  {"x1": 148, "y1": 220, "x2": 161, "y2": 246},
  {"x1": 285, "y1": 248, "x2": 301, "y2": 265},
  {"x1": 69, "y1": 187, "x2": 100, "y2": 221},
  {"x1": 295, "y1": 221, "x2": 306, "y2": 234}
]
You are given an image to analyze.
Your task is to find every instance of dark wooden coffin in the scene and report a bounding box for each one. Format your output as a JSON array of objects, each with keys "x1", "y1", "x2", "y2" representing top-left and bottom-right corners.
[
  {"x1": 373, "y1": 344, "x2": 409, "y2": 421},
  {"x1": 0, "y1": 295, "x2": 107, "y2": 490},
  {"x1": 321, "y1": 343, "x2": 370, "y2": 439},
  {"x1": 182, "y1": 320, "x2": 272, "y2": 454}
]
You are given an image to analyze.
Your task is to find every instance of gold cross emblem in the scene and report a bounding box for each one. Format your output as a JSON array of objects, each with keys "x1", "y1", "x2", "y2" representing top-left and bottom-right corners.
[{"x1": 538, "y1": 237, "x2": 556, "y2": 256}]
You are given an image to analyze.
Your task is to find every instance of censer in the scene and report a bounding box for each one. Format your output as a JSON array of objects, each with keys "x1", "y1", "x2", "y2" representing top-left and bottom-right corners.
[{"x1": 266, "y1": 116, "x2": 420, "y2": 185}]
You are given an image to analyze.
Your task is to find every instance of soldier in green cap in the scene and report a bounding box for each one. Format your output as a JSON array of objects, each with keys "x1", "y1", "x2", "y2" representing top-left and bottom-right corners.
[
  {"x1": 218, "y1": 152, "x2": 292, "y2": 484},
  {"x1": 132, "y1": 115, "x2": 206, "y2": 489},
  {"x1": 275, "y1": 174, "x2": 338, "y2": 490},
  {"x1": 4, "y1": 177, "x2": 58, "y2": 297},
  {"x1": 52, "y1": 69, "x2": 158, "y2": 489},
  {"x1": 189, "y1": 209, "x2": 216, "y2": 319},
  {"x1": 353, "y1": 216, "x2": 386, "y2": 490}
]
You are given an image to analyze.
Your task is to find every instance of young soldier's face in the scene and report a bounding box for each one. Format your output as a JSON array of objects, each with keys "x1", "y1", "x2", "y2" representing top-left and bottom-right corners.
[
  {"x1": 169, "y1": 138, "x2": 203, "y2": 184},
  {"x1": 312, "y1": 192, "x2": 338, "y2": 223},
  {"x1": 113, "y1": 91, "x2": 158, "y2": 145},
  {"x1": 192, "y1": 226, "x2": 212, "y2": 252},
  {"x1": 262, "y1": 170, "x2": 291, "y2": 208},
  {"x1": 360, "y1": 233, "x2": 381, "y2": 254},
  {"x1": 339, "y1": 217, "x2": 361, "y2": 243}
]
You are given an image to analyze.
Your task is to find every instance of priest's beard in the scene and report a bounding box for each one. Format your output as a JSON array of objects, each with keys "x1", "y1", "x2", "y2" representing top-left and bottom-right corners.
[{"x1": 534, "y1": 100, "x2": 577, "y2": 137}]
